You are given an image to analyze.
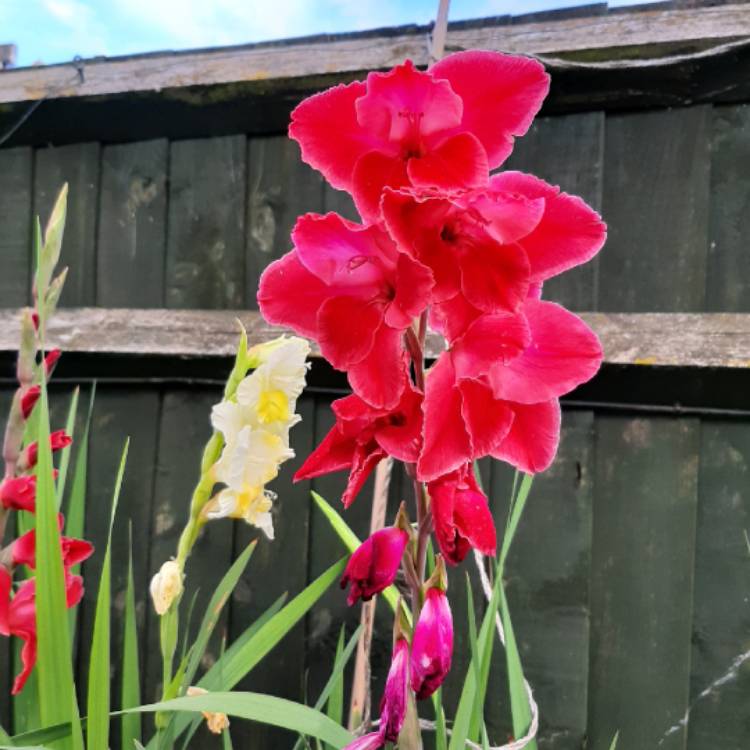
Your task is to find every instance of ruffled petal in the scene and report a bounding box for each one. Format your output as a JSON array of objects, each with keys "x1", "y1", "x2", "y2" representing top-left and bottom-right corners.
[
  {"x1": 343, "y1": 442, "x2": 387, "y2": 508},
  {"x1": 461, "y1": 189, "x2": 545, "y2": 245},
  {"x1": 294, "y1": 425, "x2": 355, "y2": 482},
  {"x1": 453, "y1": 477, "x2": 497, "y2": 558},
  {"x1": 374, "y1": 385, "x2": 424, "y2": 463},
  {"x1": 492, "y1": 399, "x2": 561, "y2": 474},
  {"x1": 489, "y1": 171, "x2": 607, "y2": 282},
  {"x1": 317, "y1": 294, "x2": 382, "y2": 369},
  {"x1": 407, "y1": 132, "x2": 488, "y2": 191},
  {"x1": 458, "y1": 378, "x2": 514, "y2": 457},
  {"x1": 385, "y1": 254, "x2": 434, "y2": 329},
  {"x1": 352, "y1": 150, "x2": 410, "y2": 222},
  {"x1": 257, "y1": 251, "x2": 330, "y2": 338},
  {"x1": 289, "y1": 80, "x2": 375, "y2": 192},
  {"x1": 489, "y1": 300, "x2": 602, "y2": 403},
  {"x1": 431, "y1": 50, "x2": 549, "y2": 168},
  {"x1": 428, "y1": 294, "x2": 481, "y2": 343}
]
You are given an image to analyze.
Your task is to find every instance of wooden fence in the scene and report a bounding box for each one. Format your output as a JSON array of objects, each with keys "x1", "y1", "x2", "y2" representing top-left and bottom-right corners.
[{"x1": 0, "y1": 3, "x2": 749, "y2": 749}]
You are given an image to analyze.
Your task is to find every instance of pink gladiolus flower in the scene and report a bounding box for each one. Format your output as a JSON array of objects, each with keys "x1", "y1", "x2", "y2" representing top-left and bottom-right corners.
[
  {"x1": 427, "y1": 464, "x2": 496, "y2": 565},
  {"x1": 411, "y1": 586, "x2": 453, "y2": 699},
  {"x1": 339, "y1": 527, "x2": 408, "y2": 606},
  {"x1": 22, "y1": 429, "x2": 72, "y2": 468},
  {"x1": 20, "y1": 385, "x2": 41, "y2": 420},
  {"x1": 0, "y1": 566, "x2": 84, "y2": 694},
  {"x1": 290, "y1": 52, "x2": 549, "y2": 221},
  {"x1": 44, "y1": 348, "x2": 61, "y2": 377},
  {"x1": 0, "y1": 476, "x2": 37, "y2": 512},
  {"x1": 380, "y1": 637, "x2": 410, "y2": 742},
  {"x1": 294, "y1": 386, "x2": 423, "y2": 507},
  {"x1": 258, "y1": 213, "x2": 433, "y2": 408},
  {"x1": 342, "y1": 733, "x2": 384, "y2": 750}
]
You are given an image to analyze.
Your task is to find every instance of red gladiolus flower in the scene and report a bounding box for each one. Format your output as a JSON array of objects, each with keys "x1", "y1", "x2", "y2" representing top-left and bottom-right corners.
[
  {"x1": 0, "y1": 566, "x2": 84, "y2": 694},
  {"x1": 0, "y1": 476, "x2": 37, "y2": 512},
  {"x1": 295, "y1": 386, "x2": 423, "y2": 507},
  {"x1": 427, "y1": 464, "x2": 496, "y2": 565},
  {"x1": 380, "y1": 637, "x2": 410, "y2": 742},
  {"x1": 11, "y1": 517, "x2": 94, "y2": 571},
  {"x1": 339, "y1": 527, "x2": 408, "y2": 606},
  {"x1": 22, "y1": 429, "x2": 72, "y2": 469},
  {"x1": 411, "y1": 587, "x2": 453, "y2": 699},
  {"x1": 44, "y1": 349, "x2": 61, "y2": 377},
  {"x1": 20, "y1": 386, "x2": 41, "y2": 420},
  {"x1": 258, "y1": 213, "x2": 433, "y2": 408},
  {"x1": 289, "y1": 51, "x2": 549, "y2": 221}
]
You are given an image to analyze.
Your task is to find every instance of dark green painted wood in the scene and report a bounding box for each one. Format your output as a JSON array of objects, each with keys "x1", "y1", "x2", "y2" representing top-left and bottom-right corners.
[
  {"x1": 245, "y1": 136, "x2": 324, "y2": 306},
  {"x1": 588, "y1": 416, "x2": 700, "y2": 750},
  {"x1": 599, "y1": 106, "x2": 711, "y2": 312},
  {"x1": 706, "y1": 104, "x2": 750, "y2": 312},
  {"x1": 686, "y1": 420, "x2": 750, "y2": 750},
  {"x1": 226, "y1": 395, "x2": 315, "y2": 749},
  {"x1": 166, "y1": 136, "x2": 246, "y2": 309},
  {"x1": 97, "y1": 140, "x2": 168, "y2": 307},
  {"x1": 485, "y1": 411, "x2": 595, "y2": 749},
  {"x1": 142, "y1": 387, "x2": 233, "y2": 703},
  {"x1": 323, "y1": 183, "x2": 359, "y2": 222},
  {"x1": 506, "y1": 113, "x2": 604, "y2": 310},
  {"x1": 0, "y1": 147, "x2": 32, "y2": 308},
  {"x1": 34, "y1": 143, "x2": 100, "y2": 307}
]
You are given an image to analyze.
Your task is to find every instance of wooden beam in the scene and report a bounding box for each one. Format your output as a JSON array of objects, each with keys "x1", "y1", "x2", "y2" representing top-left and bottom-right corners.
[
  {"x1": 0, "y1": 4, "x2": 748, "y2": 106},
  {"x1": 0, "y1": 308, "x2": 748, "y2": 369}
]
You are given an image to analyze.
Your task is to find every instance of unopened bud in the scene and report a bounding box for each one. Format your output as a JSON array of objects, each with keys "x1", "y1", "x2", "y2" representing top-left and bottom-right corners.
[
  {"x1": 20, "y1": 386, "x2": 41, "y2": 420},
  {"x1": 44, "y1": 349, "x2": 61, "y2": 377},
  {"x1": 149, "y1": 559, "x2": 183, "y2": 615}
]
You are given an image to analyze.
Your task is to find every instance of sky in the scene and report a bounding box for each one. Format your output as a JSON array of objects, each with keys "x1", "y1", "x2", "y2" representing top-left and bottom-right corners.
[{"x1": 0, "y1": 0, "x2": 656, "y2": 68}]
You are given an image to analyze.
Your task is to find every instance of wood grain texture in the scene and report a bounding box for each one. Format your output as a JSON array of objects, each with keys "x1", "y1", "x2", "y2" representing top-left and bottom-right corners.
[
  {"x1": 0, "y1": 147, "x2": 32, "y2": 308},
  {"x1": 1, "y1": 4, "x2": 748, "y2": 104},
  {"x1": 588, "y1": 416, "x2": 700, "y2": 750},
  {"x1": 34, "y1": 143, "x2": 100, "y2": 307},
  {"x1": 1, "y1": 308, "x2": 749, "y2": 368},
  {"x1": 486, "y1": 411, "x2": 595, "y2": 749},
  {"x1": 227, "y1": 395, "x2": 315, "y2": 749},
  {"x1": 706, "y1": 104, "x2": 750, "y2": 312},
  {"x1": 686, "y1": 420, "x2": 750, "y2": 750},
  {"x1": 166, "y1": 136, "x2": 246, "y2": 309},
  {"x1": 599, "y1": 106, "x2": 711, "y2": 312},
  {"x1": 96, "y1": 139, "x2": 168, "y2": 307},
  {"x1": 506, "y1": 112, "x2": 604, "y2": 310},
  {"x1": 246, "y1": 136, "x2": 324, "y2": 306}
]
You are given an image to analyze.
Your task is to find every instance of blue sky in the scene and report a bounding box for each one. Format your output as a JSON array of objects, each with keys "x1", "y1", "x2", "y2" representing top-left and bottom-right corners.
[{"x1": 1, "y1": 0, "x2": 655, "y2": 68}]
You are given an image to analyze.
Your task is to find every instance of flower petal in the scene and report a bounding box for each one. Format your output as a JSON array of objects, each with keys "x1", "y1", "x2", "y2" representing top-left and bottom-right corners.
[
  {"x1": 317, "y1": 294, "x2": 382, "y2": 369},
  {"x1": 458, "y1": 378, "x2": 514, "y2": 457},
  {"x1": 385, "y1": 254, "x2": 434, "y2": 329},
  {"x1": 407, "y1": 132, "x2": 488, "y2": 191},
  {"x1": 352, "y1": 150, "x2": 411, "y2": 222}
]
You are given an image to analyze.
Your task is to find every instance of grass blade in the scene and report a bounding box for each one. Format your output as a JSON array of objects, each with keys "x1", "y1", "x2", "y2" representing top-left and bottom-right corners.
[
  {"x1": 608, "y1": 731, "x2": 620, "y2": 750},
  {"x1": 87, "y1": 439, "x2": 129, "y2": 750},
  {"x1": 122, "y1": 528, "x2": 142, "y2": 750},
  {"x1": 55, "y1": 387, "x2": 79, "y2": 509},
  {"x1": 431, "y1": 688, "x2": 447, "y2": 750},
  {"x1": 326, "y1": 627, "x2": 346, "y2": 730}
]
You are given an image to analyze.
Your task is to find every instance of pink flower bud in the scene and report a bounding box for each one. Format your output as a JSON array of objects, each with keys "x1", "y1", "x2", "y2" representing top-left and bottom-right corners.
[
  {"x1": 20, "y1": 386, "x2": 41, "y2": 420},
  {"x1": 31, "y1": 312, "x2": 40, "y2": 331},
  {"x1": 380, "y1": 637, "x2": 410, "y2": 742},
  {"x1": 411, "y1": 587, "x2": 453, "y2": 699},
  {"x1": 44, "y1": 349, "x2": 61, "y2": 377},
  {"x1": 342, "y1": 733, "x2": 383, "y2": 750},
  {"x1": 0, "y1": 476, "x2": 36, "y2": 512},
  {"x1": 23, "y1": 429, "x2": 72, "y2": 468},
  {"x1": 341, "y1": 527, "x2": 408, "y2": 606}
]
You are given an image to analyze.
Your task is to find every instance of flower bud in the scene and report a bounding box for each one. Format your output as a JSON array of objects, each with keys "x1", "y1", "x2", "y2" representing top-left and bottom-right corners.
[
  {"x1": 410, "y1": 586, "x2": 453, "y2": 699},
  {"x1": 342, "y1": 733, "x2": 384, "y2": 750},
  {"x1": 186, "y1": 686, "x2": 230, "y2": 734},
  {"x1": 20, "y1": 386, "x2": 41, "y2": 420},
  {"x1": 341, "y1": 527, "x2": 408, "y2": 606},
  {"x1": 0, "y1": 476, "x2": 36, "y2": 512},
  {"x1": 44, "y1": 349, "x2": 61, "y2": 377},
  {"x1": 380, "y1": 637, "x2": 410, "y2": 742},
  {"x1": 21, "y1": 430, "x2": 72, "y2": 469},
  {"x1": 149, "y1": 559, "x2": 183, "y2": 615}
]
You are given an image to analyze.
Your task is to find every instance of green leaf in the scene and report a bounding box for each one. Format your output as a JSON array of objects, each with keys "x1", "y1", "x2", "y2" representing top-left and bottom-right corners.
[
  {"x1": 122, "y1": 529, "x2": 142, "y2": 750},
  {"x1": 430, "y1": 688, "x2": 447, "y2": 750},
  {"x1": 608, "y1": 731, "x2": 620, "y2": 750},
  {"x1": 325, "y1": 627, "x2": 346, "y2": 736},
  {"x1": 0, "y1": 724, "x2": 10, "y2": 744},
  {"x1": 87, "y1": 439, "x2": 129, "y2": 750},
  {"x1": 55, "y1": 387, "x2": 79, "y2": 509},
  {"x1": 312, "y1": 491, "x2": 409, "y2": 622},
  {"x1": 498, "y1": 473, "x2": 533, "y2": 573},
  {"x1": 34, "y1": 379, "x2": 76, "y2": 728},
  {"x1": 123, "y1": 693, "x2": 353, "y2": 749}
]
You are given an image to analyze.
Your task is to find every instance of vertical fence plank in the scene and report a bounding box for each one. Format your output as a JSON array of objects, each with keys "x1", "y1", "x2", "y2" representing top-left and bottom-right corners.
[
  {"x1": 34, "y1": 143, "x2": 100, "y2": 307},
  {"x1": 506, "y1": 113, "x2": 604, "y2": 311},
  {"x1": 245, "y1": 136, "x2": 324, "y2": 306},
  {"x1": 97, "y1": 139, "x2": 168, "y2": 307},
  {"x1": 0, "y1": 147, "x2": 32, "y2": 308},
  {"x1": 706, "y1": 104, "x2": 750, "y2": 312},
  {"x1": 227, "y1": 395, "x2": 315, "y2": 750},
  {"x1": 686, "y1": 420, "x2": 750, "y2": 749},
  {"x1": 598, "y1": 106, "x2": 711, "y2": 312},
  {"x1": 588, "y1": 416, "x2": 700, "y2": 750},
  {"x1": 166, "y1": 136, "x2": 246, "y2": 309},
  {"x1": 485, "y1": 411, "x2": 595, "y2": 749}
]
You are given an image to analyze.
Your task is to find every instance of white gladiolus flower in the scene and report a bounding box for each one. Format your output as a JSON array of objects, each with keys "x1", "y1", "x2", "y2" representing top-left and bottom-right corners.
[{"x1": 149, "y1": 559, "x2": 183, "y2": 615}]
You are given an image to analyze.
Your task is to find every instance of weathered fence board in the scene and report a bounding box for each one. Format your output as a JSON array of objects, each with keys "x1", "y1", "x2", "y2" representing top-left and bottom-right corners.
[
  {"x1": 599, "y1": 106, "x2": 711, "y2": 312},
  {"x1": 34, "y1": 143, "x2": 100, "y2": 307},
  {"x1": 0, "y1": 148, "x2": 32, "y2": 308},
  {"x1": 588, "y1": 416, "x2": 700, "y2": 750},
  {"x1": 97, "y1": 139, "x2": 168, "y2": 307}
]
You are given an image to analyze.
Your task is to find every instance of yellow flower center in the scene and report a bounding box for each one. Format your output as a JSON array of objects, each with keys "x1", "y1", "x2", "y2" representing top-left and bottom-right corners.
[
  {"x1": 257, "y1": 389, "x2": 290, "y2": 424},
  {"x1": 233, "y1": 484, "x2": 262, "y2": 518}
]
